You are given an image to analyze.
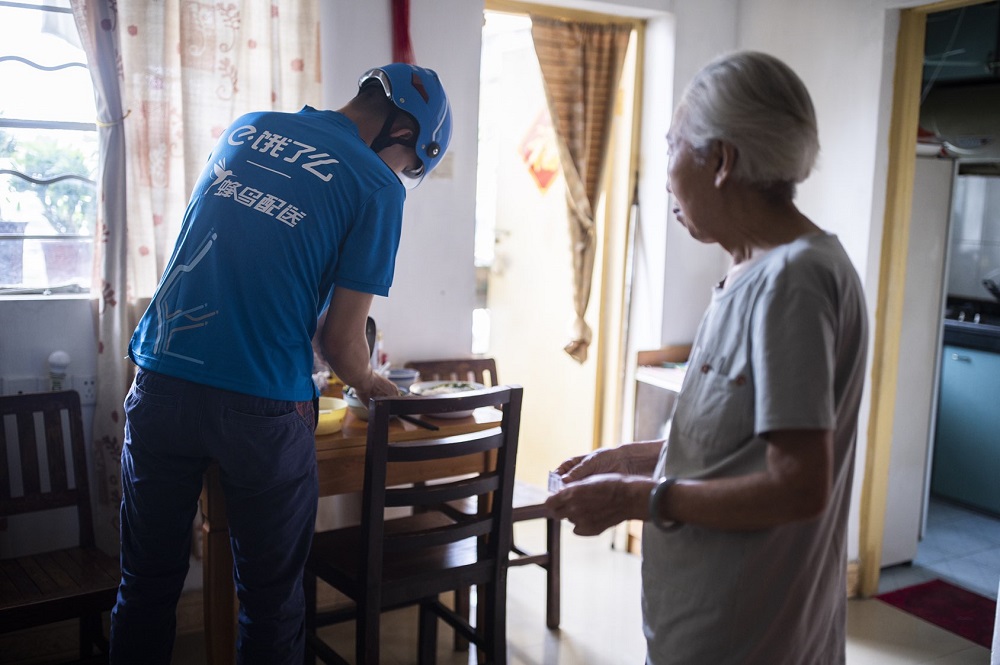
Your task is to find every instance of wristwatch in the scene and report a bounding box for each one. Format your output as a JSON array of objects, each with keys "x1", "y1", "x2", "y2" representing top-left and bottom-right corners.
[{"x1": 649, "y1": 477, "x2": 683, "y2": 532}]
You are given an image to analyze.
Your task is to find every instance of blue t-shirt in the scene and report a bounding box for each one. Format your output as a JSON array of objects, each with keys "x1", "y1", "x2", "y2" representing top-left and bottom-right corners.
[{"x1": 129, "y1": 107, "x2": 406, "y2": 401}]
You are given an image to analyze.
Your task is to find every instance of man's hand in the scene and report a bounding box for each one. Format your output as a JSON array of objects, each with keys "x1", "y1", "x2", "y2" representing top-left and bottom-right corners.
[{"x1": 352, "y1": 372, "x2": 399, "y2": 406}]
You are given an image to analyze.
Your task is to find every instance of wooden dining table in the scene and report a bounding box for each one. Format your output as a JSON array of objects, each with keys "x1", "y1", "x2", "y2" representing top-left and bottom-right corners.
[{"x1": 198, "y1": 406, "x2": 503, "y2": 665}]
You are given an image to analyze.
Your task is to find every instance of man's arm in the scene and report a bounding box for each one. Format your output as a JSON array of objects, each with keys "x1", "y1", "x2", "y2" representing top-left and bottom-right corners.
[{"x1": 316, "y1": 286, "x2": 396, "y2": 404}]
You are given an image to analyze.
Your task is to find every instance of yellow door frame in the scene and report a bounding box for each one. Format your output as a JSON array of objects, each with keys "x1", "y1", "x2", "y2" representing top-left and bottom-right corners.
[{"x1": 859, "y1": 0, "x2": 988, "y2": 597}]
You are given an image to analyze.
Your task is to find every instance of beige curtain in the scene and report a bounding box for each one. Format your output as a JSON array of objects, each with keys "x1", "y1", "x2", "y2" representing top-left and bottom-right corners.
[
  {"x1": 530, "y1": 16, "x2": 631, "y2": 363},
  {"x1": 78, "y1": 0, "x2": 321, "y2": 553}
]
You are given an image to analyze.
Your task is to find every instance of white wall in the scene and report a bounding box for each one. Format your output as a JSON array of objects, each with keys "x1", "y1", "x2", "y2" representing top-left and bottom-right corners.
[
  {"x1": 655, "y1": 0, "x2": 735, "y2": 345},
  {"x1": 0, "y1": 297, "x2": 99, "y2": 556},
  {"x1": 321, "y1": 0, "x2": 485, "y2": 365}
]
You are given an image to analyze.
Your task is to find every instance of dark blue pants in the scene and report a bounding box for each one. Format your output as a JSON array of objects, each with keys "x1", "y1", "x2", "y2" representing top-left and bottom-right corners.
[{"x1": 110, "y1": 368, "x2": 319, "y2": 665}]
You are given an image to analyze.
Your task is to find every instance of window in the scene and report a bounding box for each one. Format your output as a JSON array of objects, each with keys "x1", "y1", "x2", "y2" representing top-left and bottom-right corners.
[{"x1": 0, "y1": 0, "x2": 97, "y2": 295}]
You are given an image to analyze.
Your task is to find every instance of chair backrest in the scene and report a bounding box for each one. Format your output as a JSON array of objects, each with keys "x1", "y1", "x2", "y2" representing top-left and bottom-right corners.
[
  {"x1": 404, "y1": 357, "x2": 499, "y2": 388},
  {"x1": 360, "y1": 384, "x2": 522, "y2": 604},
  {"x1": 0, "y1": 390, "x2": 93, "y2": 548}
]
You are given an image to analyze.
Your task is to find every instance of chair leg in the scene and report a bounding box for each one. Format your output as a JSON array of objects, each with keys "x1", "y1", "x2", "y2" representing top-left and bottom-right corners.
[
  {"x1": 79, "y1": 611, "x2": 100, "y2": 657},
  {"x1": 358, "y1": 599, "x2": 380, "y2": 665},
  {"x1": 453, "y1": 587, "x2": 470, "y2": 650},
  {"x1": 546, "y1": 517, "x2": 561, "y2": 629},
  {"x1": 418, "y1": 601, "x2": 439, "y2": 665},
  {"x1": 481, "y1": 582, "x2": 506, "y2": 665}
]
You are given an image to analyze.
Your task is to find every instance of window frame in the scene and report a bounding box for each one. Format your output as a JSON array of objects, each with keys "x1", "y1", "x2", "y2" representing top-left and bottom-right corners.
[{"x1": 0, "y1": 0, "x2": 97, "y2": 297}]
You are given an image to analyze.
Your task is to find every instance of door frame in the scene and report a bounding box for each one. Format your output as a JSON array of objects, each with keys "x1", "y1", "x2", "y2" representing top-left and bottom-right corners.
[
  {"x1": 859, "y1": 0, "x2": 987, "y2": 597},
  {"x1": 484, "y1": 0, "x2": 647, "y2": 452}
]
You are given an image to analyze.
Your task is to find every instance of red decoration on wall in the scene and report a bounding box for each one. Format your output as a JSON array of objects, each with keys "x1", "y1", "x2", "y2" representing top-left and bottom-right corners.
[
  {"x1": 392, "y1": 0, "x2": 415, "y2": 64},
  {"x1": 519, "y1": 108, "x2": 560, "y2": 192}
]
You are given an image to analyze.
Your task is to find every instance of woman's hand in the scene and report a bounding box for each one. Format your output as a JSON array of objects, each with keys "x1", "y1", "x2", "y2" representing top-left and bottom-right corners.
[
  {"x1": 545, "y1": 474, "x2": 654, "y2": 536},
  {"x1": 555, "y1": 448, "x2": 626, "y2": 483},
  {"x1": 555, "y1": 440, "x2": 664, "y2": 484}
]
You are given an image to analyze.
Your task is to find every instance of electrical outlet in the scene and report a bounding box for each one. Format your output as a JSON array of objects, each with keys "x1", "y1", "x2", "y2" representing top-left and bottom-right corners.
[
  {"x1": 0, "y1": 377, "x2": 43, "y2": 396},
  {"x1": 75, "y1": 375, "x2": 98, "y2": 405}
]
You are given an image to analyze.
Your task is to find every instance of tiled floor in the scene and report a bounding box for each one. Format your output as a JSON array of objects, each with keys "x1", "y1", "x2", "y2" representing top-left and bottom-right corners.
[
  {"x1": 2, "y1": 514, "x2": 994, "y2": 664},
  {"x1": 879, "y1": 496, "x2": 1000, "y2": 601}
]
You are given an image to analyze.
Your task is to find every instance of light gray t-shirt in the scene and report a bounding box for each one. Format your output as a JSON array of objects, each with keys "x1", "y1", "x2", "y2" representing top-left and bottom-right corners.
[{"x1": 642, "y1": 232, "x2": 868, "y2": 665}]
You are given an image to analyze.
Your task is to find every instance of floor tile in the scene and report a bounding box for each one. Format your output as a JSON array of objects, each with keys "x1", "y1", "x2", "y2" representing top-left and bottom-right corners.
[{"x1": 845, "y1": 599, "x2": 989, "y2": 664}]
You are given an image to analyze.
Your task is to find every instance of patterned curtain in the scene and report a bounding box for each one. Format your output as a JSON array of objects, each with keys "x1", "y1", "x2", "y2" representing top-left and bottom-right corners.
[
  {"x1": 71, "y1": 0, "x2": 321, "y2": 553},
  {"x1": 530, "y1": 16, "x2": 631, "y2": 364}
]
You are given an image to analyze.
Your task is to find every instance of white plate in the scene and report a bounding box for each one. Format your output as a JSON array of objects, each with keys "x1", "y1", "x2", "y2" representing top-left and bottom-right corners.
[{"x1": 409, "y1": 380, "x2": 485, "y2": 418}]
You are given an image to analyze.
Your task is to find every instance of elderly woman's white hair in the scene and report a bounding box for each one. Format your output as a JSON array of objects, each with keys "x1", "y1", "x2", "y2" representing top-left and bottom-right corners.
[{"x1": 675, "y1": 50, "x2": 819, "y2": 198}]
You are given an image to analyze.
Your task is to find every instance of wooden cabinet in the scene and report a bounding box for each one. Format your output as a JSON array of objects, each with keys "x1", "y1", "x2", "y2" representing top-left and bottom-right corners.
[{"x1": 931, "y1": 344, "x2": 1000, "y2": 515}]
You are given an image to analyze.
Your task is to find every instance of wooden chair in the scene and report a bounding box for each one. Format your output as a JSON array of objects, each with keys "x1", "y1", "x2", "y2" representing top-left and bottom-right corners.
[
  {"x1": 405, "y1": 358, "x2": 561, "y2": 631},
  {"x1": 303, "y1": 384, "x2": 523, "y2": 665},
  {"x1": 0, "y1": 390, "x2": 120, "y2": 663}
]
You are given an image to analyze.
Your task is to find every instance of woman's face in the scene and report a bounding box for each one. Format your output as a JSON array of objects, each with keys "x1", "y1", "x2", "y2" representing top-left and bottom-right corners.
[{"x1": 666, "y1": 109, "x2": 723, "y2": 244}]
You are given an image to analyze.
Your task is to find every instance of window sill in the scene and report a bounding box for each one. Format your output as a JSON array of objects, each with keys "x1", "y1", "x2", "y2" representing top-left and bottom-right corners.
[{"x1": 0, "y1": 286, "x2": 92, "y2": 299}]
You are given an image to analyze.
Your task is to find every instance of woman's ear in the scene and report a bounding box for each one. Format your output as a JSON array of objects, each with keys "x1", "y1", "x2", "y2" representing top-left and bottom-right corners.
[{"x1": 715, "y1": 141, "x2": 737, "y2": 188}]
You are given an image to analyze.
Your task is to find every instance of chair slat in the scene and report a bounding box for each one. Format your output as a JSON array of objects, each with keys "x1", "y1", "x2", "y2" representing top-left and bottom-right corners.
[
  {"x1": 385, "y1": 473, "x2": 498, "y2": 508},
  {"x1": 384, "y1": 516, "x2": 492, "y2": 554},
  {"x1": 15, "y1": 410, "x2": 41, "y2": 497},
  {"x1": 386, "y1": 428, "x2": 504, "y2": 462},
  {"x1": 42, "y1": 407, "x2": 69, "y2": 493}
]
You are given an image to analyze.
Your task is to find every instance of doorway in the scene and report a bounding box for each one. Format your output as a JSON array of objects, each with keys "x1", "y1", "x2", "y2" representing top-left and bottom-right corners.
[
  {"x1": 862, "y1": 0, "x2": 1000, "y2": 599},
  {"x1": 475, "y1": 6, "x2": 640, "y2": 486}
]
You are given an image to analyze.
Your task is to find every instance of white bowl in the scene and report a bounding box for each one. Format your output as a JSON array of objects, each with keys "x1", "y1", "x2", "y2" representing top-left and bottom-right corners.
[
  {"x1": 342, "y1": 388, "x2": 370, "y2": 421},
  {"x1": 387, "y1": 368, "x2": 420, "y2": 390},
  {"x1": 408, "y1": 380, "x2": 486, "y2": 418}
]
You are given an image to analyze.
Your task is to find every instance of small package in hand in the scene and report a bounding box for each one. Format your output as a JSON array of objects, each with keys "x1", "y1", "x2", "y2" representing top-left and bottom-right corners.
[{"x1": 547, "y1": 470, "x2": 564, "y2": 493}]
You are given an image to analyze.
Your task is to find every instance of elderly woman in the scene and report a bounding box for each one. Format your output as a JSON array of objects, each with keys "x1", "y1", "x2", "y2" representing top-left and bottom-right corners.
[{"x1": 545, "y1": 51, "x2": 868, "y2": 664}]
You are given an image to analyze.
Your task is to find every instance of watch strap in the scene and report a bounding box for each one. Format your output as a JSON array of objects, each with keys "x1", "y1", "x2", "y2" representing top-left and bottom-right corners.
[{"x1": 649, "y1": 476, "x2": 683, "y2": 532}]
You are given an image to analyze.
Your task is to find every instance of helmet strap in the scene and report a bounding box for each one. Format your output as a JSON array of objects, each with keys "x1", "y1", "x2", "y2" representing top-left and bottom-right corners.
[{"x1": 369, "y1": 107, "x2": 417, "y2": 154}]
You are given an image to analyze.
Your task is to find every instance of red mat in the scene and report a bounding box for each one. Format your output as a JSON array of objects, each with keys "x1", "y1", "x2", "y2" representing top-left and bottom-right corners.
[{"x1": 876, "y1": 579, "x2": 996, "y2": 648}]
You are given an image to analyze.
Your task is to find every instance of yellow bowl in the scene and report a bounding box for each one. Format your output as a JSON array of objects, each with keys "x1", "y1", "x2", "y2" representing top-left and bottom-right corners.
[{"x1": 316, "y1": 397, "x2": 348, "y2": 435}]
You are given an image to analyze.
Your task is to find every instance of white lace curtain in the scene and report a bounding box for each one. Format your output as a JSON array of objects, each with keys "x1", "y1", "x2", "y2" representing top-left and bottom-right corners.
[{"x1": 70, "y1": 0, "x2": 321, "y2": 553}]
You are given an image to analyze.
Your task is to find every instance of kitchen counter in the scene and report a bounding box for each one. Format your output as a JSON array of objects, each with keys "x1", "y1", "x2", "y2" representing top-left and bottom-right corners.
[{"x1": 943, "y1": 319, "x2": 1000, "y2": 353}]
